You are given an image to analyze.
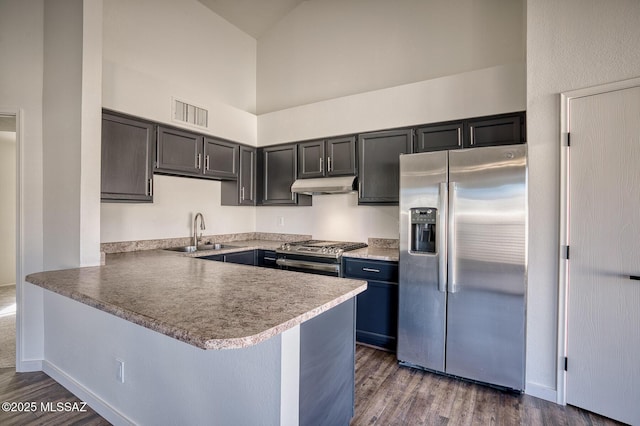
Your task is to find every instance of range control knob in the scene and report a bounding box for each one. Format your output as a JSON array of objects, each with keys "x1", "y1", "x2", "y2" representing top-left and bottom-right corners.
[
  {"x1": 321, "y1": 247, "x2": 328, "y2": 253},
  {"x1": 282, "y1": 243, "x2": 290, "y2": 251}
]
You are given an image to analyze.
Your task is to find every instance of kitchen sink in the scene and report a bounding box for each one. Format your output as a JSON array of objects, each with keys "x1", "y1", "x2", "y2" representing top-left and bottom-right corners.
[{"x1": 165, "y1": 243, "x2": 239, "y2": 253}]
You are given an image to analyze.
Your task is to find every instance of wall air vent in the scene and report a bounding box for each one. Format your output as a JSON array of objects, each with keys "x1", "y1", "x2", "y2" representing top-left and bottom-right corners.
[{"x1": 172, "y1": 98, "x2": 208, "y2": 128}]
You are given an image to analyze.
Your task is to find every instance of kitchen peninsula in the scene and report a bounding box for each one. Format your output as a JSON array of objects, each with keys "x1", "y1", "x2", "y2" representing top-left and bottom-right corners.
[{"x1": 26, "y1": 249, "x2": 366, "y2": 425}]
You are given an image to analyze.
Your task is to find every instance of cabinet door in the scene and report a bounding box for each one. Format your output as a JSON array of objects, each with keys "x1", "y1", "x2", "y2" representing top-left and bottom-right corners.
[
  {"x1": 343, "y1": 258, "x2": 399, "y2": 352},
  {"x1": 238, "y1": 146, "x2": 256, "y2": 205},
  {"x1": 224, "y1": 250, "x2": 256, "y2": 265},
  {"x1": 415, "y1": 122, "x2": 463, "y2": 152},
  {"x1": 358, "y1": 129, "x2": 412, "y2": 204},
  {"x1": 203, "y1": 137, "x2": 238, "y2": 179},
  {"x1": 326, "y1": 136, "x2": 356, "y2": 176},
  {"x1": 260, "y1": 144, "x2": 311, "y2": 205},
  {"x1": 156, "y1": 126, "x2": 203, "y2": 176},
  {"x1": 101, "y1": 112, "x2": 155, "y2": 202},
  {"x1": 465, "y1": 112, "x2": 525, "y2": 147},
  {"x1": 257, "y1": 250, "x2": 278, "y2": 268},
  {"x1": 355, "y1": 280, "x2": 399, "y2": 351},
  {"x1": 298, "y1": 140, "x2": 325, "y2": 178}
]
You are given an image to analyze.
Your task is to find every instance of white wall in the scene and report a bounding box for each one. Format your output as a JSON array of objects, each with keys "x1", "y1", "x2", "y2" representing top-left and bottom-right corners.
[
  {"x1": 0, "y1": 130, "x2": 16, "y2": 286},
  {"x1": 102, "y1": 0, "x2": 257, "y2": 142},
  {"x1": 257, "y1": 0, "x2": 525, "y2": 114},
  {"x1": 0, "y1": 0, "x2": 45, "y2": 368},
  {"x1": 101, "y1": 0, "x2": 258, "y2": 243},
  {"x1": 257, "y1": 193, "x2": 398, "y2": 243},
  {"x1": 526, "y1": 0, "x2": 640, "y2": 401},
  {"x1": 42, "y1": 0, "x2": 102, "y2": 270},
  {"x1": 101, "y1": 175, "x2": 255, "y2": 243}
]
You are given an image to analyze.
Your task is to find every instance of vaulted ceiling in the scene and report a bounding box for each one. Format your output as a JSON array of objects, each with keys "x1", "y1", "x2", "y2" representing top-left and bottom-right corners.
[{"x1": 197, "y1": 0, "x2": 305, "y2": 39}]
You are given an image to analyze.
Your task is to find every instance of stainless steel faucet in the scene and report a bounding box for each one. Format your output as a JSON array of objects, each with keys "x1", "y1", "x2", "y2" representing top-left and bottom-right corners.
[{"x1": 193, "y1": 213, "x2": 206, "y2": 247}]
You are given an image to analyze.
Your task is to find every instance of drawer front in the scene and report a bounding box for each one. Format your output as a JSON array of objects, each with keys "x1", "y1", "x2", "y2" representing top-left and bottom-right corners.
[
  {"x1": 343, "y1": 258, "x2": 398, "y2": 283},
  {"x1": 257, "y1": 250, "x2": 278, "y2": 268}
]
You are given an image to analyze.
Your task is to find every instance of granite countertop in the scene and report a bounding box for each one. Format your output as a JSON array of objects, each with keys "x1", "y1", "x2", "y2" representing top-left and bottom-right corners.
[
  {"x1": 342, "y1": 247, "x2": 399, "y2": 262},
  {"x1": 26, "y1": 249, "x2": 366, "y2": 350}
]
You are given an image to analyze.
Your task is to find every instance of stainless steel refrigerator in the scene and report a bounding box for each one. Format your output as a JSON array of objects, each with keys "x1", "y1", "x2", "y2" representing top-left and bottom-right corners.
[{"x1": 398, "y1": 144, "x2": 527, "y2": 391}]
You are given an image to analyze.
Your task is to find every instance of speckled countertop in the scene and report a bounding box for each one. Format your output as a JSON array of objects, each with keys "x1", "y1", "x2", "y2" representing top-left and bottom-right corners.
[
  {"x1": 26, "y1": 248, "x2": 367, "y2": 350},
  {"x1": 342, "y1": 247, "x2": 399, "y2": 262}
]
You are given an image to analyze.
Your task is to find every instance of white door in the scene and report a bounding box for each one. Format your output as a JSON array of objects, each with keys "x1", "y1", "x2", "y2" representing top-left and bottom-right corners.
[{"x1": 567, "y1": 86, "x2": 640, "y2": 425}]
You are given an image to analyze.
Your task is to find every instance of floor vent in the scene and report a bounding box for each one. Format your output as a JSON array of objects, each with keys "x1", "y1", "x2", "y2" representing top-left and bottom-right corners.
[{"x1": 173, "y1": 99, "x2": 208, "y2": 128}]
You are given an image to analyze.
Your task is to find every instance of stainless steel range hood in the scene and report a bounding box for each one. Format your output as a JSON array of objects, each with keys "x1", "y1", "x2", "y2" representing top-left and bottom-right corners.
[{"x1": 290, "y1": 176, "x2": 357, "y2": 195}]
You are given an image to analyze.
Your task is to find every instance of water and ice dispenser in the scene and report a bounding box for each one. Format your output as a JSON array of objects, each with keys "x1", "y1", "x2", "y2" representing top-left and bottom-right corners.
[{"x1": 410, "y1": 208, "x2": 437, "y2": 253}]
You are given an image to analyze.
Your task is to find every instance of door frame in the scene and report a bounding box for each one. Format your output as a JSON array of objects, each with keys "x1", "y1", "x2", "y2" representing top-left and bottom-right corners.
[
  {"x1": 558, "y1": 76, "x2": 640, "y2": 405},
  {"x1": 0, "y1": 107, "x2": 23, "y2": 370}
]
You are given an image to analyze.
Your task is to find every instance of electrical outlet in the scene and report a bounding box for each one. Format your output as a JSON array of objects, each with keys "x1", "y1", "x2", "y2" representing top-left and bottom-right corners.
[
  {"x1": 277, "y1": 216, "x2": 285, "y2": 227},
  {"x1": 116, "y1": 359, "x2": 125, "y2": 383}
]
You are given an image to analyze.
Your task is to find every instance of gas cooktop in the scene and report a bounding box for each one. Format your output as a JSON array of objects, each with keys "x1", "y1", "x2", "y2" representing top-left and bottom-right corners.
[{"x1": 276, "y1": 240, "x2": 368, "y2": 258}]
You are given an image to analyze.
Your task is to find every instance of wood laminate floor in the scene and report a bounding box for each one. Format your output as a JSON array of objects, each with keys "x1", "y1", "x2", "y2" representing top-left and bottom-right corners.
[
  {"x1": 353, "y1": 345, "x2": 623, "y2": 426},
  {"x1": 0, "y1": 346, "x2": 625, "y2": 425}
]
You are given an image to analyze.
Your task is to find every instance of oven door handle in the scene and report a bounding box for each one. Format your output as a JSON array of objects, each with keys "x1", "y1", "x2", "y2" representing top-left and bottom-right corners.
[{"x1": 275, "y1": 258, "x2": 340, "y2": 274}]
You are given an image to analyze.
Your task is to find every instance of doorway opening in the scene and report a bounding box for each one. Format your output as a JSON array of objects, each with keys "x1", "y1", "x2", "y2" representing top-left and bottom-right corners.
[{"x1": 0, "y1": 114, "x2": 16, "y2": 369}]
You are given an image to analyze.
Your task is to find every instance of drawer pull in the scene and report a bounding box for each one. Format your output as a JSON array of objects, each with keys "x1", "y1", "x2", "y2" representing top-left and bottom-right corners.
[
  {"x1": 263, "y1": 257, "x2": 276, "y2": 261},
  {"x1": 362, "y1": 267, "x2": 380, "y2": 273}
]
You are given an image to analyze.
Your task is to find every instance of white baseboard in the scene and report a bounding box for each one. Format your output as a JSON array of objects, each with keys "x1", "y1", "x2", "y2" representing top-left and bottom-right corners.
[
  {"x1": 525, "y1": 381, "x2": 558, "y2": 403},
  {"x1": 16, "y1": 359, "x2": 42, "y2": 372},
  {"x1": 43, "y1": 360, "x2": 135, "y2": 426}
]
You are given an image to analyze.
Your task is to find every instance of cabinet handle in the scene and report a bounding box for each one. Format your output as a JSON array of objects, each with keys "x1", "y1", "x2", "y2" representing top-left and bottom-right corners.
[
  {"x1": 327, "y1": 156, "x2": 332, "y2": 172},
  {"x1": 240, "y1": 186, "x2": 245, "y2": 201},
  {"x1": 196, "y1": 153, "x2": 202, "y2": 169},
  {"x1": 205, "y1": 155, "x2": 210, "y2": 171},
  {"x1": 148, "y1": 178, "x2": 153, "y2": 196},
  {"x1": 263, "y1": 257, "x2": 276, "y2": 261},
  {"x1": 362, "y1": 267, "x2": 380, "y2": 273},
  {"x1": 320, "y1": 157, "x2": 324, "y2": 173},
  {"x1": 457, "y1": 128, "x2": 462, "y2": 147},
  {"x1": 631, "y1": 275, "x2": 640, "y2": 281},
  {"x1": 470, "y1": 126, "x2": 475, "y2": 145}
]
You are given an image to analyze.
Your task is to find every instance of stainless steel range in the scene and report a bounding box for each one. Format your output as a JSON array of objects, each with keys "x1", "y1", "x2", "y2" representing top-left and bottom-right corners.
[{"x1": 275, "y1": 240, "x2": 368, "y2": 277}]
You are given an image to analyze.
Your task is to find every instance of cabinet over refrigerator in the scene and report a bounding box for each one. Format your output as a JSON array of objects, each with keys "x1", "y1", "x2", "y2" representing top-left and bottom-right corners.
[{"x1": 397, "y1": 144, "x2": 527, "y2": 391}]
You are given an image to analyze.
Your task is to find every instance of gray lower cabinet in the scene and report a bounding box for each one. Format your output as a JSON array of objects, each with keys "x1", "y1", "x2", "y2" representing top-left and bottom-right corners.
[
  {"x1": 256, "y1": 250, "x2": 278, "y2": 268},
  {"x1": 156, "y1": 125, "x2": 240, "y2": 180},
  {"x1": 221, "y1": 145, "x2": 256, "y2": 206},
  {"x1": 101, "y1": 111, "x2": 155, "y2": 203},
  {"x1": 199, "y1": 250, "x2": 256, "y2": 265},
  {"x1": 357, "y1": 128, "x2": 412, "y2": 205},
  {"x1": 297, "y1": 136, "x2": 356, "y2": 179},
  {"x1": 343, "y1": 258, "x2": 399, "y2": 351},
  {"x1": 300, "y1": 298, "x2": 355, "y2": 426},
  {"x1": 258, "y1": 144, "x2": 311, "y2": 206}
]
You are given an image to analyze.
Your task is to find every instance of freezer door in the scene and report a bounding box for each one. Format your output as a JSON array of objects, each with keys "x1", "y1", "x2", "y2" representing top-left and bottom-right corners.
[
  {"x1": 397, "y1": 151, "x2": 448, "y2": 372},
  {"x1": 446, "y1": 145, "x2": 527, "y2": 390}
]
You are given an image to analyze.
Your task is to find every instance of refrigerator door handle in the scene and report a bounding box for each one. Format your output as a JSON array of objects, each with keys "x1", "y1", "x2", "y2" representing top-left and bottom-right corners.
[
  {"x1": 438, "y1": 182, "x2": 448, "y2": 293},
  {"x1": 448, "y1": 182, "x2": 458, "y2": 293}
]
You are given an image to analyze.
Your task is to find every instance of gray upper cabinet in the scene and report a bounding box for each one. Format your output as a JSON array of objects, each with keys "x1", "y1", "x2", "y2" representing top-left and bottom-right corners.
[
  {"x1": 414, "y1": 121, "x2": 463, "y2": 153},
  {"x1": 298, "y1": 139, "x2": 325, "y2": 179},
  {"x1": 358, "y1": 128, "x2": 412, "y2": 205},
  {"x1": 156, "y1": 126, "x2": 240, "y2": 180},
  {"x1": 298, "y1": 136, "x2": 356, "y2": 179},
  {"x1": 258, "y1": 144, "x2": 311, "y2": 206},
  {"x1": 156, "y1": 126, "x2": 203, "y2": 177},
  {"x1": 204, "y1": 137, "x2": 238, "y2": 179},
  {"x1": 101, "y1": 111, "x2": 155, "y2": 203},
  {"x1": 221, "y1": 145, "x2": 256, "y2": 206},
  {"x1": 464, "y1": 112, "x2": 525, "y2": 148},
  {"x1": 326, "y1": 136, "x2": 356, "y2": 176}
]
